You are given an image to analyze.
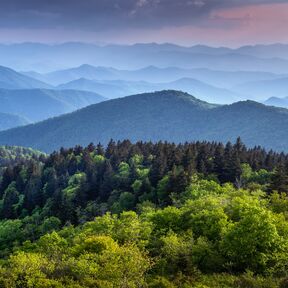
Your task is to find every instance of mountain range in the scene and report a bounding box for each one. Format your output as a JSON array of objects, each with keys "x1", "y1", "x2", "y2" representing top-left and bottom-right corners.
[
  {"x1": 0, "y1": 65, "x2": 107, "y2": 125},
  {"x1": 24, "y1": 64, "x2": 282, "y2": 87},
  {"x1": 2, "y1": 43, "x2": 288, "y2": 73},
  {"x1": 25, "y1": 63, "x2": 287, "y2": 102},
  {"x1": 57, "y1": 77, "x2": 241, "y2": 103},
  {"x1": 0, "y1": 45, "x2": 287, "y2": 152},
  {"x1": 0, "y1": 90, "x2": 288, "y2": 152}
]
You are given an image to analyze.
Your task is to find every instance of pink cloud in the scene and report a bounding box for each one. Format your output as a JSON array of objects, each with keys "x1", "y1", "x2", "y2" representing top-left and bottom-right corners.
[
  {"x1": 121, "y1": 3, "x2": 288, "y2": 46},
  {"x1": 98, "y1": 3, "x2": 288, "y2": 46}
]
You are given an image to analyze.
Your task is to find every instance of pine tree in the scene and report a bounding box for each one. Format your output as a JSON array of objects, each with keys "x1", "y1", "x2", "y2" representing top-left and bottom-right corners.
[
  {"x1": 99, "y1": 160, "x2": 114, "y2": 201},
  {"x1": 2, "y1": 182, "x2": 19, "y2": 219}
]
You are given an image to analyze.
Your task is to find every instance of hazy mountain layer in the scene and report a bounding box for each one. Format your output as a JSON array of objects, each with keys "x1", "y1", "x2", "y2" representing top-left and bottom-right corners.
[
  {"x1": 58, "y1": 78, "x2": 241, "y2": 104},
  {"x1": 0, "y1": 112, "x2": 28, "y2": 131},
  {"x1": 1, "y1": 43, "x2": 288, "y2": 73},
  {"x1": 264, "y1": 96, "x2": 288, "y2": 109},
  {"x1": 0, "y1": 89, "x2": 106, "y2": 122},
  {"x1": 232, "y1": 77, "x2": 288, "y2": 101},
  {"x1": 25, "y1": 64, "x2": 281, "y2": 87},
  {"x1": 0, "y1": 65, "x2": 51, "y2": 89}
]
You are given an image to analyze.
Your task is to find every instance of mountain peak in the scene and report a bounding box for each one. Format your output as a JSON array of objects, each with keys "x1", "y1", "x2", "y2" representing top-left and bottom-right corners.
[
  {"x1": 78, "y1": 64, "x2": 95, "y2": 69},
  {"x1": 228, "y1": 100, "x2": 268, "y2": 109},
  {"x1": 226, "y1": 99, "x2": 288, "y2": 114},
  {"x1": 124, "y1": 90, "x2": 215, "y2": 108}
]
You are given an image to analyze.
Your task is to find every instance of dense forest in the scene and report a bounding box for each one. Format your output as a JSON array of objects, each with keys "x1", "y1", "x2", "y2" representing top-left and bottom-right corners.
[{"x1": 1, "y1": 139, "x2": 288, "y2": 287}]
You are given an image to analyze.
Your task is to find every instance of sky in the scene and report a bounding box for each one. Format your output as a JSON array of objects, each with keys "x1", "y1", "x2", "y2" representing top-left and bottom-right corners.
[{"x1": 0, "y1": 0, "x2": 287, "y2": 46}]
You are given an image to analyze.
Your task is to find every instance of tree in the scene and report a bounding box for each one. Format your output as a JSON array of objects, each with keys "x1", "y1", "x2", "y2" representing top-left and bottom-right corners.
[
  {"x1": 221, "y1": 206, "x2": 288, "y2": 273},
  {"x1": 118, "y1": 192, "x2": 135, "y2": 212},
  {"x1": 182, "y1": 197, "x2": 228, "y2": 241},
  {"x1": 2, "y1": 182, "x2": 20, "y2": 219}
]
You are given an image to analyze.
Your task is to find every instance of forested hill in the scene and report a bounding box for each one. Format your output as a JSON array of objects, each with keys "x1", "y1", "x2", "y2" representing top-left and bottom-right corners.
[
  {"x1": 0, "y1": 140, "x2": 288, "y2": 286},
  {"x1": 0, "y1": 90, "x2": 288, "y2": 152}
]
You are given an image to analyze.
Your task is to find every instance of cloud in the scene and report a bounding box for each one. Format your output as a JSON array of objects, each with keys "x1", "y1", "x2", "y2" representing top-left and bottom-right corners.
[{"x1": 0, "y1": 0, "x2": 286, "y2": 31}]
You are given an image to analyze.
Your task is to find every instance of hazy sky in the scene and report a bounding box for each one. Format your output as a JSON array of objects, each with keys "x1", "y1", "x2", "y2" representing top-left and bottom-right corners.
[{"x1": 0, "y1": 0, "x2": 288, "y2": 46}]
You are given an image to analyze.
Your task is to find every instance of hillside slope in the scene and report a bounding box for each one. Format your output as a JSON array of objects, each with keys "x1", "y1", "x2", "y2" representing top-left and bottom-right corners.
[
  {"x1": 0, "y1": 65, "x2": 51, "y2": 89},
  {"x1": 264, "y1": 96, "x2": 288, "y2": 108},
  {"x1": 0, "y1": 112, "x2": 28, "y2": 131},
  {"x1": 0, "y1": 90, "x2": 287, "y2": 152},
  {"x1": 0, "y1": 89, "x2": 106, "y2": 122}
]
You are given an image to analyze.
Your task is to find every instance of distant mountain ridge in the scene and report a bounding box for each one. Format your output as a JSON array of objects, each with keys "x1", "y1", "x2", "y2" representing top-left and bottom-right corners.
[
  {"x1": 25, "y1": 63, "x2": 285, "y2": 103},
  {"x1": 0, "y1": 89, "x2": 106, "y2": 122},
  {"x1": 58, "y1": 77, "x2": 241, "y2": 104},
  {"x1": 0, "y1": 90, "x2": 288, "y2": 152},
  {"x1": 2, "y1": 42, "x2": 288, "y2": 73},
  {"x1": 0, "y1": 65, "x2": 51, "y2": 89},
  {"x1": 264, "y1": 96, "x2": 288, "y2": 108},
  {"x1": 0, "y1": 112, "x2": 28, "y2": 131},
  {"x1": 232, "y1": 77, "x2": 288, "y2": 101},
  {"x1": 24, "y1": 64, "x2": 282, "y2": 87}
]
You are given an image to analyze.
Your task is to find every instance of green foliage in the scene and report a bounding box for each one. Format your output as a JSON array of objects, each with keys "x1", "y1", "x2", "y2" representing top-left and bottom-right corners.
[
  {"x1": 0, "y1": 181, "x2": 288, "y2": 286},
  {"x1": 182, "y1": 197, "x2": 228, "y2": 241},
  {"x1": 0, "y1": 141, "x2": 288, "y2": 286},
  {"x1": 221, "y1": 206, "x2": 285, "y2": 273}
]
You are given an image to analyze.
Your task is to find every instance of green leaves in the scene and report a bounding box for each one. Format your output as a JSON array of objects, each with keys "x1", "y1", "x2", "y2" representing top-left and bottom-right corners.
[{"x1": 221, "y1": 207, "x2": 282, "y2": 273}]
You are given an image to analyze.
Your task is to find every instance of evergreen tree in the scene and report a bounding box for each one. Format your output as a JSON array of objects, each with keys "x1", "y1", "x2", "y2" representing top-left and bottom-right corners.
[{"x1": 2, "y1": 182, "x2": 19, "y2": 219}]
